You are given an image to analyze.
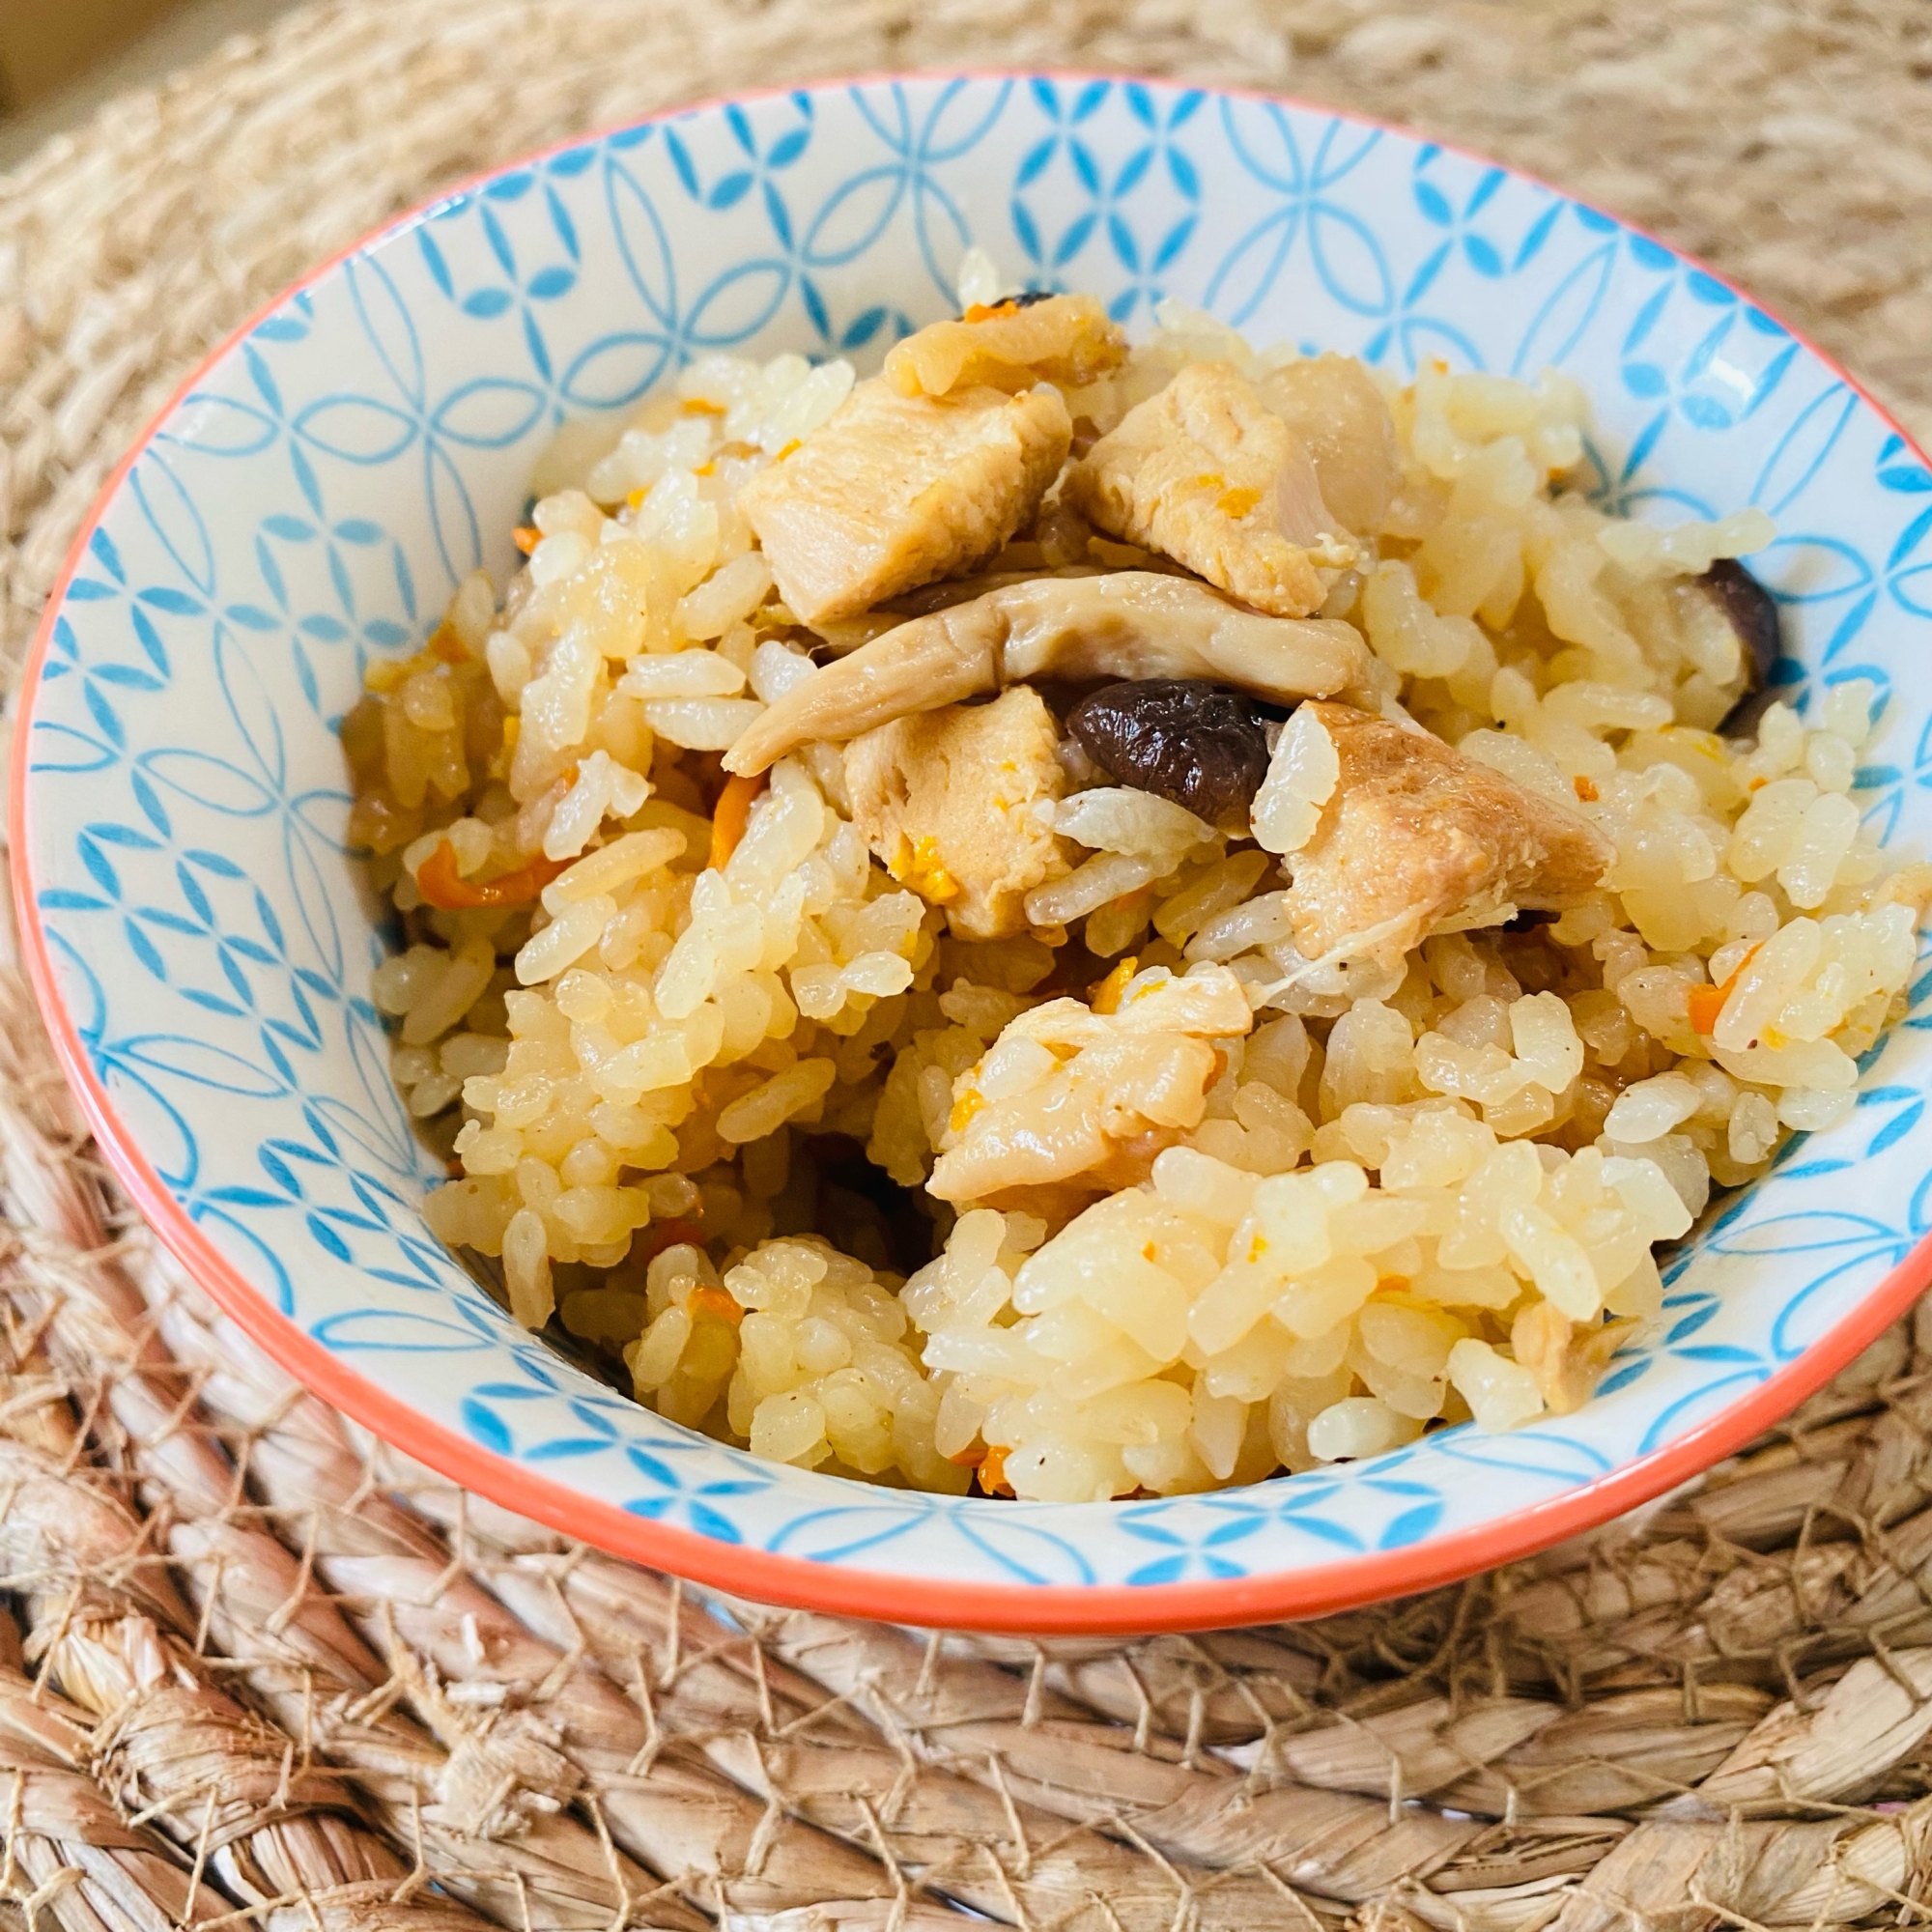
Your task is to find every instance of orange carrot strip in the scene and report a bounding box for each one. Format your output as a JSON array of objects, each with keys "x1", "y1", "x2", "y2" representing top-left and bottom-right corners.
[
  {"x1": 708, "y1": 772, "x2": 767, "y2": 871},
  {"x1": 416, "y1": 839, "x2": 566, "y2": 911},
  {"x1": 977, "y1": 1444, "x2": 1013, "y2": 1497},
  {"x1": 1689, "y1": 941, "x2": 1762, "y2": 1036},
  {"x1": 414, "y1": 841, "x2": 473, "y2": 908},
  {"x1": 691, "y1": 1286, "x2": 744, "y2": 1326},
  {"x1": 1687, "y1": 984, "x2": 1725, "y2": 1036},
  {"x1": 513, "y1": 526, "x2": 539, "y2": 554},
  {"x1": 1089, "y1": 955, "x2": 1137, "y2": 1015}
]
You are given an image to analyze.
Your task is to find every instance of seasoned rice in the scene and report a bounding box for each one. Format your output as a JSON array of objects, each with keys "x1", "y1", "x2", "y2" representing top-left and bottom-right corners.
[{"x1": 345, "y1": 257, "x2": 1929, "y2": 1502}]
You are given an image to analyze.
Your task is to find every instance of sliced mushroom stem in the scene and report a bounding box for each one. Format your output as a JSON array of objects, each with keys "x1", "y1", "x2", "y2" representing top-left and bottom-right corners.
[{"x1": 723, "y1": 571, "x2": 1373, "y2": 776}]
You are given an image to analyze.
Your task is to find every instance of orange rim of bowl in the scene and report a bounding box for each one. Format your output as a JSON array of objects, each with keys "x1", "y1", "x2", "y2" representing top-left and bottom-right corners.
[{"x1": 14, "y1": 71, "x2": 1932, "y2": 1634}]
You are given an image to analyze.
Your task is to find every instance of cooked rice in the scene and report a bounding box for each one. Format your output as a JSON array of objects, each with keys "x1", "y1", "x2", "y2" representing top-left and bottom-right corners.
[{"x1": 344, "y1": 268, "x2": 1928, "y2": 1503}]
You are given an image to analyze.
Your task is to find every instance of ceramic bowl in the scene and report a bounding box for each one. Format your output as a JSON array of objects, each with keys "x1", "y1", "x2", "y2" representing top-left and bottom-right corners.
[{"x1": 16, "y1": 72, "x2": 1932, "y2": 1634}]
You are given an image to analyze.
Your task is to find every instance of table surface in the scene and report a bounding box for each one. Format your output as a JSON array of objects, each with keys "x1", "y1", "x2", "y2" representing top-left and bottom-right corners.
[
  {"x1": 0, "y1": 5, "x2": 1925, "y2": 1925},
  {"x1": 0, "y1": 0, "x2": 300, "y2": 167}
]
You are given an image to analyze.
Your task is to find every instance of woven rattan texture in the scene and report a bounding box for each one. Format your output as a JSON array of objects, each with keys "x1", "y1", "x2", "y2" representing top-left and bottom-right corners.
[{"x1": 2, "y1": 2, "x2": 1932, "y2": 1926}]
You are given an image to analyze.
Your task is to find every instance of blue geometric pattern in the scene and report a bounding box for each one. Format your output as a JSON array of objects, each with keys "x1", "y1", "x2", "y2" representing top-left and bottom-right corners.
[{"x1": 19, "y1": 75, "x2": 1932, "y2": 1596}]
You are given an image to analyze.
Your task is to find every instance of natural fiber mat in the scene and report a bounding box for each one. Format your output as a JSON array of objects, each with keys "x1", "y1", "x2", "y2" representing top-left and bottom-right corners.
[{"x1": 1, "y1": 2, "x2": 1930, "y2": 1925}]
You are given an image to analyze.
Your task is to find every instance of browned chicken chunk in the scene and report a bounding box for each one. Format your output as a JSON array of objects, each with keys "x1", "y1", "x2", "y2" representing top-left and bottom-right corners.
[
  {"x1": 844, "y1": 687, "x2": 1072, "y2": 941},
  {"x1": 735, "y1": 378, "x2": 1071, "y2": 627},
  {"x1": 885, "y1": 293, "x2": 1127, "y2": 399},
  {"x1": 1066, "y1": 361, "x2": 1355, "y2": 617},
  {"x1": 1278, "y1": 702, "x2": 1613, "y2": 960},
  {"x1": 928, "y1": 967, "x2": 1255, "y2": 1208},
  {"x1": 1260, "y1": 354, "x2": 1400, "y2": 539}
]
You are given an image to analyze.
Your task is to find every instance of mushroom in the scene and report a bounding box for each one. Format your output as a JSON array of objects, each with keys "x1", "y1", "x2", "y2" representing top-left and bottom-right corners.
[
  {"x1": 721, "y1": 572, "x2": 1375, "y2": 777},
  {"x1": 1066, "y1": 678, "x2": 1274, "y2": 829},
  {"x1": 1699, "y1": 558, "x2": 1783, "y2": 736}
]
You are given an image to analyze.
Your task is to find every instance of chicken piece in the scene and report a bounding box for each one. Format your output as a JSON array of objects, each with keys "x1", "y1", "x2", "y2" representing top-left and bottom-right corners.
[
  {"x1": 1511, "y1": 1302, "x2": 1635, "y2": 1416},
  {"x1": 1066, "y1": 361, "x2": 1356, "y2": 618},
  {"x1": 928, "y1": 965, "x2": 1254, "y2": 1208},
  {"x1": 1259, "y1": 354, "x2": 1400, "y2": 538},
  {"x1": 724, "y1": 571, "x2": 1373, "y2": 776},
  {"x1": 1269, "y1": 702, "x2": 1613, "y2": 961},
  {"x1": 1004, "y1": 965, "x2": 1256, "y2": 1045},
  {"x1": 884, "y1": 293, "x2": 1126, "y2": 399},
  {"x1": 844, "y1": 687, "x2": 1072, "y2": 941},
  {"x1": 736, "y1": 378, "x2": 1071, "y2": 627}
]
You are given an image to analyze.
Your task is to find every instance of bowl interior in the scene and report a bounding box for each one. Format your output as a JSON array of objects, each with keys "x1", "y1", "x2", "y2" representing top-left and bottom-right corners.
[{"x1": 18, "y1": 74, "x2": 1932, "y2": 1623}]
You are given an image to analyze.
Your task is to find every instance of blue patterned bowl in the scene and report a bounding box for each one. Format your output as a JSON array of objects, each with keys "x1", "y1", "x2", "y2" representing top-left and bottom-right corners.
[{"x1": 16, "y1": 73, "x2": 1932, "y2": 1633}]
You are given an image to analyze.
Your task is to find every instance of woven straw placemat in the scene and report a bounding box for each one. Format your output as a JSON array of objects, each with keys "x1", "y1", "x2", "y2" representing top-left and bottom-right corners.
[{"x1": 1, "y1": 3, "x2": 1930, "y2": 1926}]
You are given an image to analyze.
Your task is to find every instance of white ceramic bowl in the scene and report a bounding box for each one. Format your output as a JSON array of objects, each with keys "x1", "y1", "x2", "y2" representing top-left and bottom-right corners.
[{"x1": 16, "y1": 73, "x2": 1932, "y2": 1632}]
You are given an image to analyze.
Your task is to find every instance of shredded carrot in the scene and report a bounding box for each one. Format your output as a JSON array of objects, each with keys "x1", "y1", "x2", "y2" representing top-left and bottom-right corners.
[
  {"x1": 948, "y1": 1442, "x2": 986, "y2": 1467},
  {"x1": 977, "y1": 1445, "x2": 1014, "y2": 1496},
  {"x1": 415, "y1": 839, "x2": 566, "y2": 911},
  {"x1": 681, "y1": 397, "x2": 726, "y2": 415},
  {"x1": 773, "y1": 439, "x2": 801, "y2": 463},
  {"x1": 1688, "y1": 941, "x2": 1763, "y2": 1036},
  {"x1": 513, "y1": 526, "x2": 540, "y2": 554},
  {"x1": 413, "y1": 839, "x2": 470, "y2": 907},
  {"x1": 694, "y1": 460, "x2": 717, "y2": 477},
  {"x1": 963, "y1": 299, "x2": 1019, "y2": 323},
  {"x1": 639, "y1": 1218, "x2": 707, "y2": 1265},
  {"x1": 1573, "y1": 774, "x2": 1600, "y2": 803},
  {"x1": 948, "y1": 1089, "x2": 984, "y2": 1135},
  {"x1": 1090, "y1": 955, "x2": 1137, "y2": 1015},
  {"x1": 1686, "y1": 984, "x2": 1725, "y2": 1036},
  {"x1": 691, "y1": 1286, "x2": 744, "y2": 1326},
  {"x1": 1216, "y1": 486, "x2": 1262, "y2": 519},
  {"x1": 626, "y1": 485, "x2": 651, "y2": 510},
  {"x1": 708, "y1": 771, "x2": 767, "y2": 870}
]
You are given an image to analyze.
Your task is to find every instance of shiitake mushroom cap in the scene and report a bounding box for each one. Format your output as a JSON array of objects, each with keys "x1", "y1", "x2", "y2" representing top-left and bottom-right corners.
[{"x1": 1066, "y1": 679, "x2": 1274, "y2": 829}]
